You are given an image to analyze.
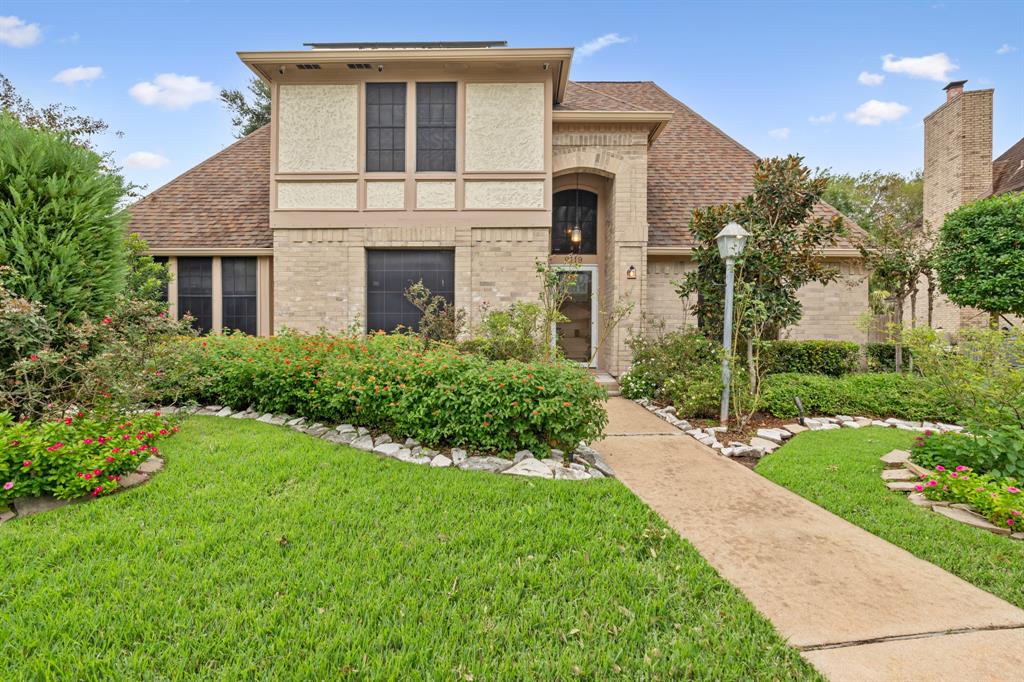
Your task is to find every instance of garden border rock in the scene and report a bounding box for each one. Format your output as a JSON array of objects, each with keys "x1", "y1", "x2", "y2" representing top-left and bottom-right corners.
[
  {"x1": 1, "y1": 455, "x2": 165, "y2": 524},
  {"x1": 157, "y1": 405, "x2": 613, "y2": 482}
]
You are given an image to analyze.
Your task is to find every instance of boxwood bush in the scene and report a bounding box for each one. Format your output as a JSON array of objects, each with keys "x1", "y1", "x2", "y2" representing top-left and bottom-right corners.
[
  {"x1": 759, "y1": 372, "x2": 959, "y2": 421},
  {"x1": 865, "y1": 342, "x2": 910, "y2": 373},
  {"x1": 759, "y1": 340, "x2": 859, "y2": 377},
  {"x1": 158, "y1": 333, "x2": 608, "y2": 455}
]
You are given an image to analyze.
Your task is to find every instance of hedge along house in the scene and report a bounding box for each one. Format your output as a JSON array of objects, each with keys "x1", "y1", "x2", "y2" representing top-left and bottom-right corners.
[{"x1": 128, "y1": 40, "x2": 868, "y2": 375}]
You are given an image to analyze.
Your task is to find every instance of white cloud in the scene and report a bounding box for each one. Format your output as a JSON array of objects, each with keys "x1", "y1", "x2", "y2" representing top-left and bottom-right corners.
[
  {"x1": 858, "y1": 71, "x2": 885, "y2": 86},
  {"x1": 123, "y1": 151, "x2": 170, "y2": 169},
  {"x1": 0, "y1": 15, "x2": 41, "y2": 47},
  {"x1": 577, "y1": 33, "x2": 630, "y2": 58},
  {"x1": 129, "y1": 73, "x2": 216, "y2": 110},
  {"x1": 53, "y1": 66, "x2": 103, "y2": 85},
  {"x1": 808, "y1": 112, "x2": 837, "y2": 125},
  {"x1": 845, "y1": 100, "x2": 910, "y2": 126},
  {"x1": 881, "y1": 52, "x2": 958, "y2": 82},
  {"x1": 768, "y1": 127, "x2": 790, "y2": 140},
  {"x1": 997, "y1": 43, "x2": 1018, "y2": 55}
]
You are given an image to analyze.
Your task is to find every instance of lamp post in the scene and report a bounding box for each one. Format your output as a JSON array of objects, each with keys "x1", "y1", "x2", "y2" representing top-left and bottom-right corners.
[{"x1": 715, "y1": 222, "x2": 751, "y2": 427}]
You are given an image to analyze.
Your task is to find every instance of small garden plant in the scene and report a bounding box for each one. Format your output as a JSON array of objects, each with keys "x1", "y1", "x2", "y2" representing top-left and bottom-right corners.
[
  {"x1": 913, "y1": 463, "x2": 1022, "y2": 531},
  {"x1": 1, "y1": 410, "x2": 177, "y2": 501}
]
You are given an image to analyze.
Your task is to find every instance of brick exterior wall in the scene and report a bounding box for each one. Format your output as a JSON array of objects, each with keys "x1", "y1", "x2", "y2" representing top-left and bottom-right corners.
[{"x1": 920, "y1": 87, "x2": 994, "y2": 332}]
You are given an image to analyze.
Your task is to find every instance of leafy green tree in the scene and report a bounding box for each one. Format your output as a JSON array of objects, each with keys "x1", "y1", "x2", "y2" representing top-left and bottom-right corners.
[
  {"x1": 0, "y1": 114, "x2": 128, "y2": 326},
  {"x1": 220, "y1": 77, "x2": 271, "y2": 138},
  {"x1": 823, "y1": 170, "x2": 923, "y2": 234},
  {"x1": 675, "y1": 156, "x2": 845, "y2": 421},
  {"x1": 934, "y1": 192, "x2": 1024, "y2": 327}
]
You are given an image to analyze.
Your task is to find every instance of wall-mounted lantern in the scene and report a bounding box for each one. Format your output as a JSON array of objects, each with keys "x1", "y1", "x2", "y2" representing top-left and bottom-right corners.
[{"x1": 626, "y1": 265, "x2": 637, "y2": 280}]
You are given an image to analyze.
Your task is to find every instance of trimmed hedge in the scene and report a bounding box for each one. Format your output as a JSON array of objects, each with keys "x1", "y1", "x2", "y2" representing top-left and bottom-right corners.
[
  {"x1": 158, "y1": 333, "x2": 608, "y2": 455},
  {"x1": 760, "y1": 372, "x2": 959, "y2": 422},
  {"x1": 759, "y1": 340, "x2": 860, "y2": 377},
  {"x1": 865, "y1": 343, "x2": 911, "y2": 372}
]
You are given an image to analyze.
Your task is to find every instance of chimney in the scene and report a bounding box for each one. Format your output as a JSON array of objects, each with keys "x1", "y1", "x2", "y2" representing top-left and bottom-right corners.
[{"x1": 943, "y1": 80, "x2": 967, "y2": 102}]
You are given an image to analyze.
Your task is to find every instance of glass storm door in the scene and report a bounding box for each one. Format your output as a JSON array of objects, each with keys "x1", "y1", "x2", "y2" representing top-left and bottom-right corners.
[{"x1": 556, "y1": 269, "x2": 596, "y2": 365}]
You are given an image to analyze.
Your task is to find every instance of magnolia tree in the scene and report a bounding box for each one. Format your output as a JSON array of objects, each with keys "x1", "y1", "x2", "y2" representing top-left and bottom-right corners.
[
  {"x1": 934, "y1": 193, "x2": 1024, "y2": 328},
  {"x1": 675, "y1": 155, "x2": 845, "y2": 422}
]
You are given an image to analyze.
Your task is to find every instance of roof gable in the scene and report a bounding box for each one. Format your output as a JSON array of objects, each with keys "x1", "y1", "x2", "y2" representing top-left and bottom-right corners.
[{"x1": 993, "y1": 136, "x2": 1024, "y2": 196}]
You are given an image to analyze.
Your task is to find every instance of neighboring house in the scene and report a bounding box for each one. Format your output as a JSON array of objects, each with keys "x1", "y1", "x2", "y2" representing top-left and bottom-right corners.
[
  {"x1": 918, "y1": 80, "x2": 1024, "y2": 331},
  {"x1": 128, "y1": 41, "x2": 868, "y2": 375}
]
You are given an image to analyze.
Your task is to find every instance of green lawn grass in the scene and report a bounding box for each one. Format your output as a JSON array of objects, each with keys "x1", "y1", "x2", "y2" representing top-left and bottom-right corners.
[
  {"x1": 0, "y1": 417, "x2": 817, "y2": 680},
  {"x1": 757, "y1": 428, "x2": 1024, "y2": 610}
]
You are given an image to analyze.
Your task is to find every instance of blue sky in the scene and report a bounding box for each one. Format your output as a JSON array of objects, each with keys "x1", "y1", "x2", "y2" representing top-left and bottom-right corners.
[{"x1": 2, "y1": 1, "x2": 1021, "y2": 194}]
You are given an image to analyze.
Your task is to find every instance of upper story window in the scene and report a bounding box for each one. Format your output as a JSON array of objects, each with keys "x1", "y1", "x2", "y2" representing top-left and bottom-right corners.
[
  {"x1": 416, "y1": 82, "x2": 456, "y2": 172},
  {"x1": 365, "y1": 83, "x2": 406, "y2": 172},
  {"x1": 552, "y1": 189, "x2": 598, "y2": 254}
]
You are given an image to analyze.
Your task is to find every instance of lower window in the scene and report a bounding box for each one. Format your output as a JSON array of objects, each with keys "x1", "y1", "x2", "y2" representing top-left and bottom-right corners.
[
  {"x1": 221, "y1": 257, "x2": 258, "y2": 335},
  {"x1": 177, "y1": 257, "x2": 212, "y2": 334},
  {"x1": 366, "y1": 250, "x2": 455, "y2": 333}
]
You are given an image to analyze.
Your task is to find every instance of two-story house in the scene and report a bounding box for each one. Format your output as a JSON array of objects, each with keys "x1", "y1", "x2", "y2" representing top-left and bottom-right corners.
[{"x1": 128, "y1": 41, "x2": 868, "y2": 375}]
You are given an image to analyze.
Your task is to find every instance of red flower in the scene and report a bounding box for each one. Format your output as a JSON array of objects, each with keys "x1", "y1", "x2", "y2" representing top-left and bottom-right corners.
[
  {"x1": 102, "y1": 316, "x2": 112, "y2": 325},
  {"x1": 106, "y1": 456, "x2": 115, "y2": 463},
  {"x1": 29, "y1": 354, "x2": 38, "y2": 361},
  {"x1": 47, "y1": 442, "x2": 64, "y2": 451},
  {"x1": 64, "y1": 417, "x2": 73, "y2": 425},
  {"x1": 22, "y1": 460, "x2": 31, "y2": 468},
  {"x1": 159, "y1": 429, "x2": 168, "y2": 435}
]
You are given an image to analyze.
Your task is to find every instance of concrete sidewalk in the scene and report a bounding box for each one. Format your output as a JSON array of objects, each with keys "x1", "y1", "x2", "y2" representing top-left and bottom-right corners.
[{"x1": 594, "y1": 398, "x2": 1024, "y2": 682}]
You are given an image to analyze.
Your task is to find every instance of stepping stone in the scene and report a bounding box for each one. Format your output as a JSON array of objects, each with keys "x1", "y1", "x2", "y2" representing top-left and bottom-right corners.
[
  {"x1": 138, "y1": 457, "x2": 164, "y2": 474},
  {"x1": 749, "y1": 437, "x2": 780, "y2": 453},
  {"x1": 1012, "y1": 533, "x2": 1024, "y2": 541},
  {"x1": 880, "y1": 449, "x2": 911, "y2": 467},
  {"x1": 886, "y1": 481, "x2": 919, "y2": 492},
  {"x1": 908, "y1": 492, "x2": 934, "y2": 508},
  {"x1": 119, "y1": 472, "x2": 149, "y2": 488},
  {"x1": 933, "y1": 505, "x2": 1011, "y2": 536},
  {"x1": 755, "y1": 428, "x2": 787, "y2": 444},
  {"x1": 459, "y1": 456, "x2": 513, "y2": 474},
  {"x1": 503, "y1": 458, "x2": 553, "y2": 479},
  {"x1": 905, "y1": 461, "x2": 932, "y2": 478},
  {"x1": 783, "y1": 423, "x2": 807, "y2": 435},
  {"x1": 882, "y1": 469, "x2": 915, "y2": 482},
  {"x1": 0, "y1": 510, "x2": 15, "y2": 523},
  {"x1": 429, "y1": 455, "x2": 452, "y2": 468}
]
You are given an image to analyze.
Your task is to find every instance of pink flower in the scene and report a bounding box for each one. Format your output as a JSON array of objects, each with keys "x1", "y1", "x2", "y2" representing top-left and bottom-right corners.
[
  {"x1": 159, "y1": 429, "x2": 168, "y2": 435},
  {"x1": 1012, "y1": 510, "x2": 1022, "y2": 517},
  {"x1": 84, "y1": 473, "x2": 93, "y2": 480},
  {"x1": 22, "y1": 460, "x2": 31, "y2": 468},
  {"x1": 3, "y1": 481, "x2": 13, "y2": 490},
  {"x1": 955, "y1": 465, "x2": 968, "y2": 472},
  {"x1": 914, "y1": 484, "x2": 924, "y2": 492},
  {"x1": 91, "y1": 486, "x2": 103, "y2": 497},
  {"x1": 83, "y1": 438, "x2": 93, "y2": 444},
  {"x1": 47, "y1": 442, "x2": 64, "y2": 451},
  {"x1": 1008, "y1": 519, "x2": 1015, "y2": 526},
  {"x1": 29, "y1": 354, "x2": 38, "y2": 361},
  {"x1": 154, "y1": 411, "x2": 161, "y2": 417},
  {"x1": 102, "y1": 316, "x2": 112, "y2": 325},
  {"x1": 64, "y1": 417, "x2": 72, "y2": 425},
  {"x1": 926, "y1": 480, "x2": 938, "y2": 487},
  {"x1": 105, "y1": 456, "x2": 115, "y2": 463},
  {"x1": 1008, "y1": 487, "x2": 1020, "y2": 494},
  {"x1": 951, "y1": 473, "x2": 959, "y2": 479},
  {"x1": 935, "y1": 465, "x2": 946, "y2": 472}
]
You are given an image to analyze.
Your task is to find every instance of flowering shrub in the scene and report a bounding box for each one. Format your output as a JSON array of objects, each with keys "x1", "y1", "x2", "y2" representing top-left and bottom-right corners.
[
  {"x1": 0, "y1": 410, "x2": 178, "y2": 501},
  {"x1": 911, "y1": 426, "x2": 1024, "y2": 480},
  {"x1": 158, "y1": 332, "x2": 608, "y2": 455},
  {"x1": 915, "y1": 465, "x2": 1023, "y2": 532}
]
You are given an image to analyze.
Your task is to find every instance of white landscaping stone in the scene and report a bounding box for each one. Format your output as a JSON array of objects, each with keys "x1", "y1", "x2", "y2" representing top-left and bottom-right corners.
[
  {"x1": 322, "y1": 431, "x2": 355, "y2": 445},
  {"x1": 686, "y1": 429, "x2": 703, "y2": 437},
  {"x1": 886, "y1": 481, "x2": 918, "y2": 492},
  {"x1": 215, "y1": 407, "x2": 233, "y2": 418},
  {"x1": 818, "y1": 423, "x2": 841, "y2": 431},
  {"x1": 336, "y1": 424, "x2": 355, "y2": 434},
  {"x1": 373, "y1": 442, "x2": 402, "y2": 457},
  {"x1": 880, "y1": 449, "x2": 911, "y2": 467},
  {"x1": 257, "y1": 413, "x2": 274, "y2": 423},
  {"x1": 554, "y1": 466, "x2": 589, "y2": 481},
  {"x1": 269, "y1": 415, "x2": 287, "y2": 426},
  {"x1": 783, "y1": 423, "x2": 807, "y2": 435},
  {"x1": 933, "y1": 505, "x2": 1011, "y2": 535},
  {"x1": 661, "y1": 406, "x2": 677, "y2": 416},
  {"x1": 350, "y1": 435, "x2": 374, "y2": 451},
  {"x1": 881, "y1": 469, "x2": 915, "y2": 482},
  {"x1": 871, "y1": 420, "x2": 890, "y2": 427},
  {"x1": 841, "y1": 421, "x2": 862, "y2": 429},
  {"x1": 503, "y1": 458, "x2": 554, "y2": 479},
  {"x1": 513, "y1": 450, "x2": 534, "y2": 463},
  {"x1": 854, "y1": 417, "x2": 872, "y2": 427},
  {"x1": 286, "y1": 416, "x2": 305, "y2": 427},
  {"x1": 450, "y1": 448, "x2": 468, "y2": 465},
  {"x1": 460, "y1": 456, "x2": 513, "y2": 474},
  {"x1": 138, "y1": 457, "x2": 164, "y2": 474},
  {"x1": 835, "y1": 415, "x2": 854, "y2": 423},
  {"x1": 908, "y1": 493, "x2": 934, "y2": 508},
  {"x1": 938, "y1": 423, "x2": 964, "y2": 433},
  {"x1": 755, "y1": 428, "x2": 786, "y2": 444},
  {"x1": 749, "y1": 437, "x2": 780, "y2": 453},
  {"x1": 357, "y1": 427, "x2": 369, "y2": 437},
  {"x1": 430, "y1": 455, "x2": 452, "y2": 468},
  {"x1": 375, "y1": 434, "x2": 392, "y2": 445}
]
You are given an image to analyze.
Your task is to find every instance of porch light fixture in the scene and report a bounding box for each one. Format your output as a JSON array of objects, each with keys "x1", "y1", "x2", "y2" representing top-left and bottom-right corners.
[
  {"x1": 715, "y1": 221, "x2": 751, "y2": 426},
  {"x1": 626, "y1": 265, "x2": 637, "y2": 280},
  {"x1": 567, "y1": 173, "x2": 583, "y2": 251},
  {"x1": 569, "y1": 225, "x2": 583, "y2": 246}
]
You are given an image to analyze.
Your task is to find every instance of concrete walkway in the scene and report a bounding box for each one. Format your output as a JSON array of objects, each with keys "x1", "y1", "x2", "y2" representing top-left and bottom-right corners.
[{"x1": 594, "y1": 398, "x2": 1024, "y2": 682}]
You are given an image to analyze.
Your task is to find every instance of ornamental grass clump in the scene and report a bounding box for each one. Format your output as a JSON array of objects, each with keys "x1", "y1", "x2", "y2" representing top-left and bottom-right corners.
[
  {"x1": 0, "y1": 410, "x2": 178, "y2": 501},
  {"x1": 914, "y1": 464, "x2": 1023, "y2": 531},
  {"x1": 160, "y1": 332, "x2": 608, "y2": 455}
]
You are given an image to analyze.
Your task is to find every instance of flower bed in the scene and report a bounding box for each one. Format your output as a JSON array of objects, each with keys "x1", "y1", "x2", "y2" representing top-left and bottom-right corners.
[
  {"x1": 915, "y1": 465, "x2": 1022, "y2": 531},
  {"x1": 1, "y1": 410, "x2": 178, "y2": 504},
  {"x1": 155, "y1": 333, "x2": 608, "y2": 455}
]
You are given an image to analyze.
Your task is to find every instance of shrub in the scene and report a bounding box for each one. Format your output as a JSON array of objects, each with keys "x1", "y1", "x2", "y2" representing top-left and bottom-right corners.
[
  {"x1": 759, "y1": 339, "x2": 859, "y2": 377},
  {"x1": 620, "y1": 329, "x2": 720, "y2": 401},
  {"x1": 158, "y1": 333, "x2": 607, "y2": 455},
  {"x1": 0, "y1": 409, "x2": 178, "y2": 501},
  {"x1": 865, "y1": 342, "x2": 910, "y2": 373},
  {"x1": 759, "y1": 372, "x2": 958, "y2": 421},
  {"x1": 912, "y1": 426, "x2": 1024, "y2": 480},
  {"x1": 915, "y1": 465, "x2": 1022, "y2": 531},
  {"x1": 403, "y1": 280, "x2": 465, "y2": 344},
  {"x1": 0, "y1": 114, "x2": 127, "y2": 327},
  {"x1": 463, "y1": 302, "x2": 547, "y2": 362}
]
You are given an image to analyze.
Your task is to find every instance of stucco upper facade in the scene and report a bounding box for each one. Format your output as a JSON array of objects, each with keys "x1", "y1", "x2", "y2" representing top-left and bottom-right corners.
[{"x1": 128, "y1": 41, "x2": 870, "y2": 375}]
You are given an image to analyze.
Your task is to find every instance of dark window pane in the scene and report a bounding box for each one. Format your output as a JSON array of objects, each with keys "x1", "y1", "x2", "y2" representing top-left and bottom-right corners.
[
  {"x1": 176, "y1": 257, "x2": 212, "y2": 334},
  {"x1": 365, "y1": 83, "x2": 406, "y2": 172},
  {"x1": 366, "y1": 250, "x2": 455, "y2": 333},
  {"x1": 153, "y1": 256, "x2": 169, "y2": 302},
  {"x1": 551, "y1": 189, "x2": 598, "y2": 255},
  {"x1": 221, "y1": 257, "x2": 257, "y2": 335},
  {"x1": 416, "y1": 83, "x2": 456, "y2": 172}
]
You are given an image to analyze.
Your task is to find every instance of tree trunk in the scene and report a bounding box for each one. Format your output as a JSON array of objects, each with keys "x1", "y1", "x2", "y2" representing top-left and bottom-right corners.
[
  {"x1": 894, "y1": 299, "x2": 904, "y2": 373},
  {"x1": 991, "y1": 311, "x2": 1000, "y2": 329},
  {"x1": 926, "y1": 270, "x2": 936, "y2": 328},
  {"x1": 910, "y1": 284, "x2": 918, "y2": 329},
  {"x1": 746, "y1": 337, "x2": 756, "y2": 396}
]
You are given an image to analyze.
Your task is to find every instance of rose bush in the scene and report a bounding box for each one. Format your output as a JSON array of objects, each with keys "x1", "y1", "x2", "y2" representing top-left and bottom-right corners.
[
  {"x1": 1, "y1": 410, "x2": 178, "y2": 502},
  {"x1": 157, "y1": 332, "x2": 608, "y2": 455}
]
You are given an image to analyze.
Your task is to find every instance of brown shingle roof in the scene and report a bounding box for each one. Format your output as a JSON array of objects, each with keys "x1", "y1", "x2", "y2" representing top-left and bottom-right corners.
[
  {"x1": 127, "y1": 125, "x2": 271, "y2": 249},
  {"x1": 992, "y1": 136, "x2": 1024, "y2": 196},
  {"x1": 562, "y1": 81, "x2": 864, "y2": 249}
]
